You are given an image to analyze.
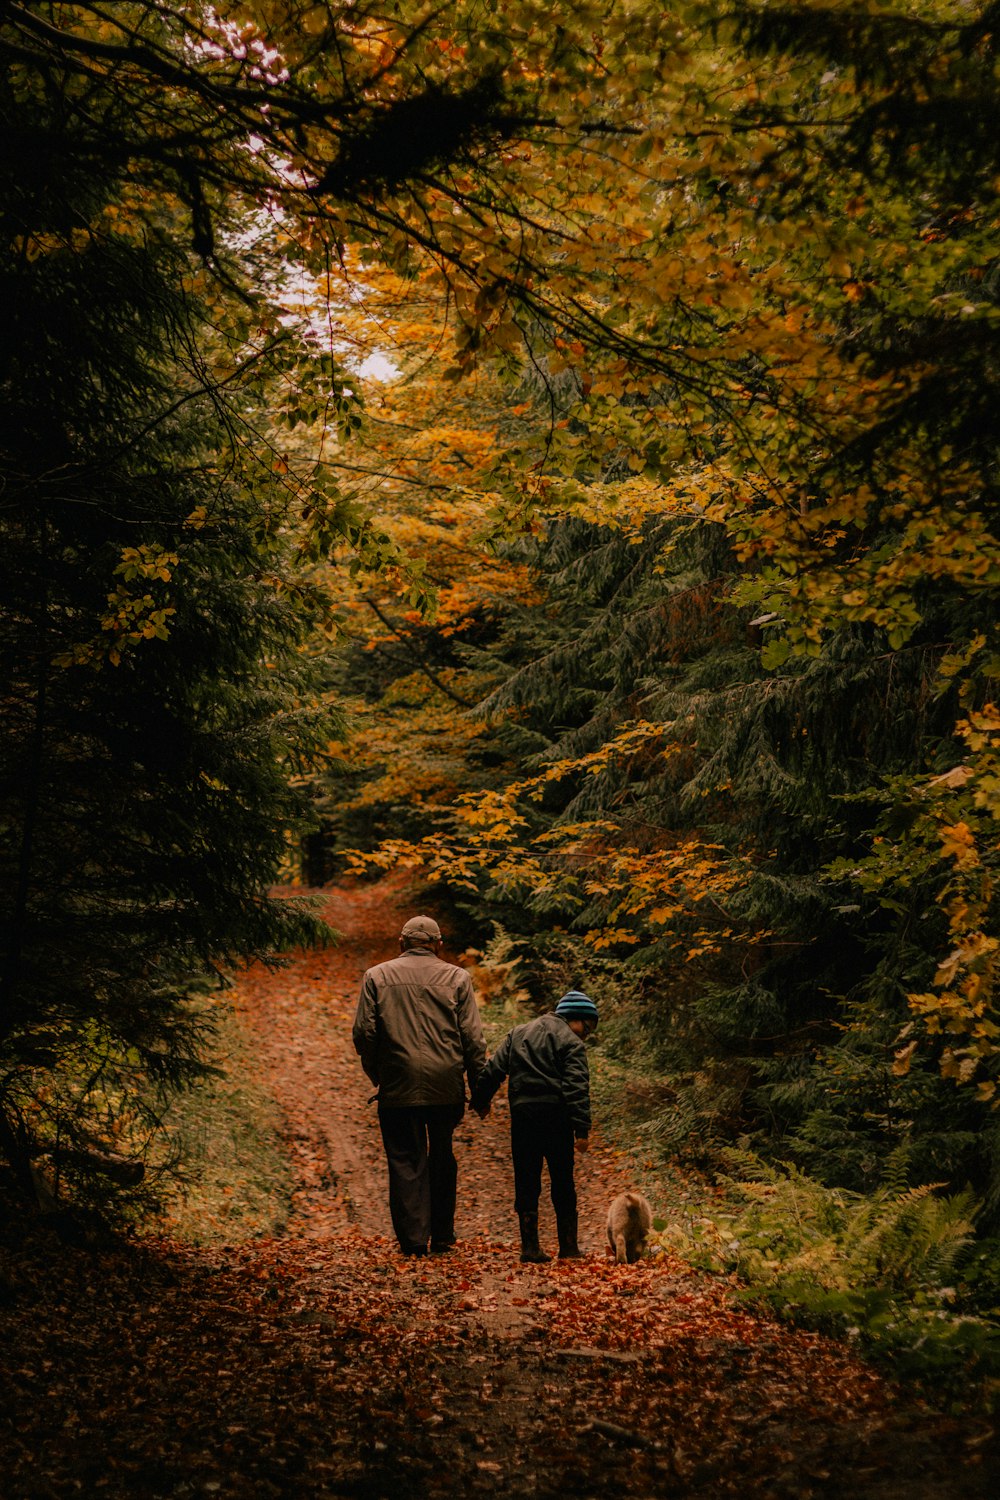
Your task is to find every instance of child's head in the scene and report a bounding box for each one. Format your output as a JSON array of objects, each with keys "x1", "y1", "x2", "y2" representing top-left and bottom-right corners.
[{"x1": 555, "y1": 991, "x2": 599, "y2": 1038}]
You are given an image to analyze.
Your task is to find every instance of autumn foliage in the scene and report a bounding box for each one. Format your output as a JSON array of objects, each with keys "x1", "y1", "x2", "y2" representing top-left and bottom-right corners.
[{"x1": 2, "y1": 6, "x2": 1000, "y2": 1481}]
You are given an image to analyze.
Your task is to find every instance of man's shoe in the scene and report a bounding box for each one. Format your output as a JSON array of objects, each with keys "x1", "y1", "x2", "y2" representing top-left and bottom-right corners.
[{"x1": 430, "y1": 1240, "x2": 456, "y2": 1254}]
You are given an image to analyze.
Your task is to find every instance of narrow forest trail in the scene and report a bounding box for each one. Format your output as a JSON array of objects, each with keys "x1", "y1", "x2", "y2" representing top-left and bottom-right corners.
[
  {"x1": 232, "y1": 875, "x2": 643, "y2": 1257},
  {"x1": 2, "y1": 879, "x2": 998, "y2": 1499}
]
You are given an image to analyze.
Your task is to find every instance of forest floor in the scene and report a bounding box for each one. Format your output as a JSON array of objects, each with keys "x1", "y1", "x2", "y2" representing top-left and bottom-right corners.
[{"x1": 2, "y1": 876, "x2": 999, "y2": 1498}]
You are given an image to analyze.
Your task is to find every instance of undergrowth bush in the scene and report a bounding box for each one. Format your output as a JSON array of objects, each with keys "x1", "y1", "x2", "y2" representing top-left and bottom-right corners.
[{"x1": 652, "y1": 1151, "x2": 1000, "y2": 1410}]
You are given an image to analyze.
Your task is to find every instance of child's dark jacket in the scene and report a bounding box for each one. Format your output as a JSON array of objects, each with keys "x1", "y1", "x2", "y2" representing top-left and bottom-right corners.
[{"x1": 472, "y1": 1012, "x2": 591, "y2": 1137}]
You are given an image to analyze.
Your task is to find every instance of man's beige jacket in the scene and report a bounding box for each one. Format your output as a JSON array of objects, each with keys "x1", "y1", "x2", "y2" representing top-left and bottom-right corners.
[{"x1": 352, "y1": 946, "x2": 486, "y2": 1108}]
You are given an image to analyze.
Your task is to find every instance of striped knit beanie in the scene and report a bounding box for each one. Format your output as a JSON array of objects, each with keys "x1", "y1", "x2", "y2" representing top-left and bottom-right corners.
[{"x1": 554, "y1": 990, "x2": 599, "y2": 1028}]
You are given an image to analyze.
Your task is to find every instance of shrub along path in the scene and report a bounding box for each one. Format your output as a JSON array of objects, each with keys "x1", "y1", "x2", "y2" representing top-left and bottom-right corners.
[{"x1": 1, "y1": 878, "x2": 997, "y2": 1497}]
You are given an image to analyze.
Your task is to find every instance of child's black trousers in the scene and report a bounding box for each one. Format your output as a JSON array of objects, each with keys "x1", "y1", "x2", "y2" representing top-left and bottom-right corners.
[{"x1": 510, "y1": 1102, "x2": 577, "y2": 1216}]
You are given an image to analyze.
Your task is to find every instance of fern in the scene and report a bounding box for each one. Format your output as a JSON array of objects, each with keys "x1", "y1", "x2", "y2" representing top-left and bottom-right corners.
[
  {"x1": 671, "y1": 1153, "x2": 978, "y2": 1296},
  {"x1": 848, "y1": 1185, "x2": 978, "y2": 1291},
  {"x1": 654, "y1": 1154, "x2": 999, "y2": 1402}
]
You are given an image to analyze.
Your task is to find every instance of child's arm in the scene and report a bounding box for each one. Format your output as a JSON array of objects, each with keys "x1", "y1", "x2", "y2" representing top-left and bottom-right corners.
[
  {"x1": 561, "y1": 1041, "x2": 592, "y2": 1141},
  {"x1": 470, "y1": 1030, "x2": 513, "y2": 1115}
]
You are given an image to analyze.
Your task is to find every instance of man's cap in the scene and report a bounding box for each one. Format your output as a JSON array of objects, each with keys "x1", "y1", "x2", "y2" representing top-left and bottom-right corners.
[
  {"x1": 400, "y1": 915, "x2": 442, "y2": 943},
  {"x1": 555, "y1": 990, "x2": 599, "y2": 1027}
]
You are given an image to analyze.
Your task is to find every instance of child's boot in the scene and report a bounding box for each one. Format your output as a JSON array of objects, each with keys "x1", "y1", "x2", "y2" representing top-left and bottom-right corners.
[
  {"x1": 518, "y1": 1211, "x2": 551, "y2": 1263},
  {"x1": 557, "y1": 1212, "x2": 584, "y2": 1259}
]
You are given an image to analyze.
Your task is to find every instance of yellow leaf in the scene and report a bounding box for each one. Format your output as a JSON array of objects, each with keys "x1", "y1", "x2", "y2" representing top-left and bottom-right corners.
[
  {"x1": 892, "y1": 1040, "x2": 918, "y2": 1076},
  {"x1": 928, "y1": 765, "x2": 973, "y2": 791},
  {"x1": 939, "y1": 821, "x2": 978, "y2": 864}
]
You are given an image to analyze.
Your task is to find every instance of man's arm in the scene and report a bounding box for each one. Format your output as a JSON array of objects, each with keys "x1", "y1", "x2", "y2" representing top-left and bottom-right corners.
[
  {"x1": 352, "y1": 971, "x2": 380, "y2": 1086},
  {"x1": 456, "y1": 971, "x2": 487, "y2": 1089}
]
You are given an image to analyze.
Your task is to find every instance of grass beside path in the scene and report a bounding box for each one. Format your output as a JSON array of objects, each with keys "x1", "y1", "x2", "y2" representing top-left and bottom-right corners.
[{"x1": 159, "y1": 1001, "x2": 293, "y2": 1244}]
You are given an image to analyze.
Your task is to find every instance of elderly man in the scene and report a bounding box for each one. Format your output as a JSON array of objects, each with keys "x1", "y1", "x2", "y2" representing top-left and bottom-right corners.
[{"x1": 352, "y1": 914, "x2": 486, "y2": 1256}]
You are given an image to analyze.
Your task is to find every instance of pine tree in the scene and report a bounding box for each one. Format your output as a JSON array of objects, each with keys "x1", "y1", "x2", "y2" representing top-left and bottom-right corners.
[{"x1": 0, "y1": 58, "x2": 334, "y2": 1213}]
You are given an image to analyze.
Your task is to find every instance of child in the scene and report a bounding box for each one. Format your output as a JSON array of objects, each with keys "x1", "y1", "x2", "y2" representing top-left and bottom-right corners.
[{"x1": 472, "y1": 990, "x2": 598, "y2": 1262}]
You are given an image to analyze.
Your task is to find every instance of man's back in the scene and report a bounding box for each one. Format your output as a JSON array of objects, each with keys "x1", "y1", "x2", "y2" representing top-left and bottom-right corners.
[{"x1": 353, "y1": 946, "x2": 484, "y2": 1107}]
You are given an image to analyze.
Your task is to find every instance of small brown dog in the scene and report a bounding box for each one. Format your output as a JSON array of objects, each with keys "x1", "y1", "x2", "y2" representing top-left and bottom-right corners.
[{"x1": 606, "y1": 1190, "x2": 653, "y2": 1264}]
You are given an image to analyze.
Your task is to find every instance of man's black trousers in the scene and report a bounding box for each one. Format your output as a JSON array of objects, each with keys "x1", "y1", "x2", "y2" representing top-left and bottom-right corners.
[
  {"x1": 378, "y1": 1102, "x2": 464, "y2": 1253},
  {"x1": 510, "y1": 1102, "x2": 577, "y2": 1216}
]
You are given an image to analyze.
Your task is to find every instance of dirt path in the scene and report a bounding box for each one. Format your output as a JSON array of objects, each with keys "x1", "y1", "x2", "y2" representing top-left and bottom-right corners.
[
  {"x1": 2, "y1": 878, "x2": 997, "y2": 1498},
  {"x1": 235, "y1": 876, "x2": 642, "y2": 1260}
]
